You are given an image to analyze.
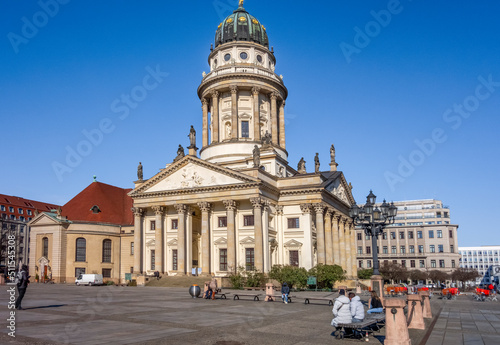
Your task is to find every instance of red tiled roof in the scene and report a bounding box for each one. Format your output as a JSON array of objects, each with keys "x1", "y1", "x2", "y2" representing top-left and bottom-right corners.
[
  {"x1": 61, "y1": 182, "x2": 133, "y2": 226},
  {"x1": 0, "y1": 194, "x2": 60, "y2": 220}
]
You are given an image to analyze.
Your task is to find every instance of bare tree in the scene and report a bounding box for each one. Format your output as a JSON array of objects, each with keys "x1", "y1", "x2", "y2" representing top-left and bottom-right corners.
[
  {"x1": 380, "y1": 262, "x2": 409, "y2": 284},
  {"x1": 408, "y1": 269, "x2": 428, "y2": 284}
]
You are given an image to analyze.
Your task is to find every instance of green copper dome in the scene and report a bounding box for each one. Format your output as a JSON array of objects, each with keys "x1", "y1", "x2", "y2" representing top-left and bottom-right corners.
[{"x1": 214, "y1": 2, "x2": 269, "y2": 48}]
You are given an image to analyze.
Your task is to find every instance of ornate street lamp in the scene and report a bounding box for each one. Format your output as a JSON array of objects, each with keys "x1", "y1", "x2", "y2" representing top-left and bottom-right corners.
[{"x1": 349, "y1": 190, "x2": 397, "y2": 276}]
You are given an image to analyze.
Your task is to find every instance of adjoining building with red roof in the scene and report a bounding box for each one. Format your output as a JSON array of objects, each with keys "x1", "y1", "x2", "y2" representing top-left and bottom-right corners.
[
  {"x1": 28, "y1": 181, "x2": 134, "y2": 283},
  {"x1": 0, "y1": 194, "x2": 60, "y2": 273}
]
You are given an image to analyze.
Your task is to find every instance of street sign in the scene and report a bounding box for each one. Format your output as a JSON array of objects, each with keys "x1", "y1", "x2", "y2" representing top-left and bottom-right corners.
[{"x1": 307, "y1": 276, "x2": 317, "y2": 285}]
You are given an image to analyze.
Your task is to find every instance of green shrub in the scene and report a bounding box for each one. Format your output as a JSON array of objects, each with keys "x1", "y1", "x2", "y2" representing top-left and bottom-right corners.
[
  {"x1": 308, "y1": 264, "x2": 345, "y2": 289},
  {"x1": 269, "y1": 265, "x2": 308, "y2": 289},
  {"x1": 228, "y1": 266, "x2": 246, "y2": 289},
  {"x1": 357, "y1": 268, "x2": 373, "y2": 280},
  {"x1": 105, "y1": 280, "x2": 115, "y2": 285},
  {"x1": 127, "y1": 280, "x2": 137, "y2": 287},
  {"x1": 246, "y1": 270, "x2": 266, "y2": 287}
]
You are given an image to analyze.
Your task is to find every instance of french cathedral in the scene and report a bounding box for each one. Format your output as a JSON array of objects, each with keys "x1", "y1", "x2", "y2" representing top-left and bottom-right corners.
[{"x1": 29, "y1": 1, "x2": 357, "y2": 283}]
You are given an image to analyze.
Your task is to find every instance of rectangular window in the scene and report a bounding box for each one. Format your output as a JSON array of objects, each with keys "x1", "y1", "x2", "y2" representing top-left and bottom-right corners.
[
  {"x1": 241, "y1": 121, "x2": 249, "y2": 138},
  {"x1": 408, "y1": 231, "x2": 414, "y2": 239},
  {"x1": 382, "y1": 232, "x2": 387, "y2": 240},
  {"x1": 383, "y1": 246, "x2": 388, "y2": 254},
  {"x1": 102, "y1": 240, "x2": 112, "y2": 263},
  {"x1": 357, "y1": 246, "x2": 363, "y2": 254},
  {"x1": 400, "y1": 246, "x2": 406, "y2": 254},
  {"x1": 359, "y1": 260, "x2": 363, "y2": 268},
  {"x1": 150, "y1": 220, "x2": 156, "y2": 230},
  {"x1": 391, "y1": 232, "x2": 396, "y2": 239},
  {"x1": 401, "y1": 260, "x2": 406, "y2": 267},
  {"x1": 449, "y1": 230, "x2": 453, "y2": 238},
  {"x1": 438, "y1": 245, "x2": 444, "y2": 253},
  {"x1": 219, "y1": 248, "x2": 228, "y2": 271},
  {"x1": 431, "y1": 260, "x2": 436, "y2": 268},
  {"x1": 18, "y1": 208, "x2": 23, "y2": 214},
  {"x1": 243, "y1": 215, "x2": 254, "y2": 226},
  {"x1": 172, "y1": 249, "x2": 178, "y2": 270},
  {"x1": 75, "y1": 267, "x2": 85, "y2": 277},
  {"x1": 420, "y1": 260, "x2": 425, "y2": 268},
  {"x1": 246, "y1": 248, "x2": 255, "y2": 270},
  {"x1": 437, "y1": 230, "x2": 442, "y2": 238},
  {"x1": 439, "y1": 260, "x2": 445, "y2": 268},
  {"x1": 429, "y1": 230, "x2": 434, "y2": 238},
  {"x1": 0, "y1": 205, "x2": 4, "y2": 211},
  {"x1": 9, "y1": 206, "x2": 14, "y2": 212},
  {"x1": 410, "y1": 260, "x2": 416, "y2": 268},
  {"x1": 366, "y1": 246, "x2": 371, "y2": 254},
  {"x1": 399, "y1": 232, "x2": 405, "y2": 239},
  {"x1": 418, "y1": 245, "x2": 424, "y2": 253},
  {"x1": 287, "y1": 218, "x2": 299, "y2": 228},
  {"x1": 391, "y1": 246, "x2": 397, "y2": 254},
  {"x1": 102, "y1": 268, "x2": 111, "y2": 278},
  {"x1": 131, "y1": 242, "x2": 134, "y2": 255},
  {"x1": 130, "y1": 267, "x2": 134, "y2": 274},
  {"x1": 357, "y1": 233, "x2": 362, "y2": 241},
  {"x1": 450, "y1": 245, "x2": 454, "y2": 253},
  {"x1": 365, "y1": 233, "x2": 371, "y2": 240},
  {"x1": 289, "y1": 250, "x2": 299, "y2": 267},
  {"x1": 430, "y1": 245, "x2": 435, "y2": 253},
  {"x1": 451, "y1": 260, "x2": 456, "y2": 268},
  {"x1": 151, "y1": 250, "x2": 155, "y2": 270},
  {"x1": 367, "y1": 260, "x2": 372, "y2": 268},
  {"x1": 27, "y1": 209, "x2": 32, "y2": 215},
  {"x1": 218, "y1": 216, "x2": 227, "y2": 227},
  {"x1": 392, "y1": 260, "x2": 398, "y2": 264},
  {"x1": 171, "y1": 219, "x2": 178, "y2": 229},
  {"x1": 417, "y1": 231, "x2": 423, "y2": 239},
  {"x1": 409, "y1": 245, "x2": 415, "y2": 254}
]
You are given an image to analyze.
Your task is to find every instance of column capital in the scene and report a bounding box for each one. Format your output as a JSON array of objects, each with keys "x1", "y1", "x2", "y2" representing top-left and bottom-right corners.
[
  {"x1": 332, "y1": 214, "x2": 341, "y2": 222},
  {"x1": 313, "y1": 203, "x2": 325, "y2": 214},
  {"x1": 252, "y1": 86, "x2": 260, "y2": 95},
  {"x1": 250, "y1": 197, "x2": 263, "y2": 209},
  {"x1": 270, "y1": 92, "x2": 279, "y2": 100},
  {"x1": 197, "y1": 202, "x2": 212, "y2": 212},
  {"x1": 151, "y1": 206, "x2": 165, "y2": 216},
  {"x1": 275, "y1": 205, "x2": 284, "y2": 215},
  {"x1": 299, "y1": 203, "x2": 312, "y2": 214},
  {"x1": 211, "y1": 90, "x2": 219, "y2": 98},
  {"x1": 131, "y1": 207, "x2": 143, "y2": 217},
  {"x1": 223, "y1": 199, "x2": 238, "y2": 210},
  {"x1": 340, "y1": 216, "x2": 348, "y2": 225},
  {"x1": 325, "y1": 208, "x2": 334, "y2": 218},
  {"x1": 174, "y1": 204, "x2": 187, "y2": 214},
  {"x1": 230, "y1": 85, "x2": 238, "y2": 94},
  {"x1": 201, "y1": 98, "x2": 208, "y2": 106}
]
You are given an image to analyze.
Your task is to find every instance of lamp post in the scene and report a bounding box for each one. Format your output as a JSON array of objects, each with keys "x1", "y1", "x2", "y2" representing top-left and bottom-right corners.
[{"x1": 349, "y1": 191, "x2": 397, "y2": 294}]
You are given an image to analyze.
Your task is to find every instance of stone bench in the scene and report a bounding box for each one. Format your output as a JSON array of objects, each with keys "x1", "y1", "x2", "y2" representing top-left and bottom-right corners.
[
  {"x1": 233, "y1": 293, "x2": 261, "y2": 301},
  {"x1": 303, "y1": 297, "x2": 334, "y2": 306}
]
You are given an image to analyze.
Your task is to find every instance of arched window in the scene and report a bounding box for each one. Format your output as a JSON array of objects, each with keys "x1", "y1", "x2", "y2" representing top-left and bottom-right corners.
[
  {"x1": 42, "y1": 237, "x2": 48, "y2": 257},
  {"x1": 102, "y1": 239, "x2": 112, "y2": 263},
  {"x1": 75, "y1": 238, "x2": 86, "y2": 262}
]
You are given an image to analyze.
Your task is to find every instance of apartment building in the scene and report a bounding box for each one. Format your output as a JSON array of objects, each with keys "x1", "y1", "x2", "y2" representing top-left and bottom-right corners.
[{"x1": 459, "y1": 246, "x2": 500, "y2": 285}]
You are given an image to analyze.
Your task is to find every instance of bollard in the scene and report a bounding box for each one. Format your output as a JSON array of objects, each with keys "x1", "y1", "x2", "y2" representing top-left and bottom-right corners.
[
  {"x1": 265, "y1": 283, "x2": 275, "y2": 301},
  {"x1": 407, "y1": 294, "x2": 425, "y2": 329},
  {"x1": 356, "y1": 285, "x2": 362, "y2": 294},
  {"x1": 384, "y1": 298, "x2": 411, "y2": 345},
  {"x1": 419, "y1": 290, "x2": 432, "y2": 318},
  {"x1": 371, "y1": 275, "x2": 385, "y2": 305}
]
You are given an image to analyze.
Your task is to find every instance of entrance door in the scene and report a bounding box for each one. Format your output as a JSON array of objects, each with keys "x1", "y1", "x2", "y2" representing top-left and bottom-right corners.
[{"x1": 43, "y1": 266, "x2": 48, "y2": 283}]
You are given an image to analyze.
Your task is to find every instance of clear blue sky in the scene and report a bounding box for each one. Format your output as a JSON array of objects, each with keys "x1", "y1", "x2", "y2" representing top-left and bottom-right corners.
[{"x1": 1, "y1": 1, "x2": 499, "y2": 246}]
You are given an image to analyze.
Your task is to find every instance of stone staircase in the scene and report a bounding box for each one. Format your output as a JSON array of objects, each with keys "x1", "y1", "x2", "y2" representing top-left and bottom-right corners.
[{"x1": 145, "y1": 275, "x2": 209, "y2": 288}]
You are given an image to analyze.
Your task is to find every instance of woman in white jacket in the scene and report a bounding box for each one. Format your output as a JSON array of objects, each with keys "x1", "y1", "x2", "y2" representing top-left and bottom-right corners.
[
  {"x1": 331, "y1": 289, "x2": 352, "y2": 327},
  {"x1": 349, "y1": 293, "x2": 365, "y2": 322}
]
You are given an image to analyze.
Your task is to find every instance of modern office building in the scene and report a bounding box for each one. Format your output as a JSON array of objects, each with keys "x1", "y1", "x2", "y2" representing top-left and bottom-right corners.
[
  {"x1": 0, "y1": 194, "x2": 60, "y2": 270},
  {"x1": 356, "y1": 199, "x2": 460, "y2": 275},
  {"x1": 459, "y1": 246, "x2": 500, "y2": 285}
]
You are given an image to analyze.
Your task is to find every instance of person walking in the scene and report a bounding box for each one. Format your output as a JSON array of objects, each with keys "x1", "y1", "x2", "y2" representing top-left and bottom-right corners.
[
  {"x1": 367, "y1": 291, "x2": 384, "y2": 314},
  {"x1": 349, "y1": 292, "x2": 365, "y2": 322},
  {"x1": 15, "y1": 265, "x2": 30, "y2": 310},
  {"x1": 281, "y1": 282, "x2": 290, "y2": 304},
  {"x1": 209, "y1": 278, "x2": 218, "y2": 300},
  {"x1": 331, "y1": 289, "x2": 351, "y2": 327}
]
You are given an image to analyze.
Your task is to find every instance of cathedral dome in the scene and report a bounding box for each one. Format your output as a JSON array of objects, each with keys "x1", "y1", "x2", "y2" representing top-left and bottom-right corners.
[{"x1": 214, "y1": 2, "x2": 269, "y2": 48}]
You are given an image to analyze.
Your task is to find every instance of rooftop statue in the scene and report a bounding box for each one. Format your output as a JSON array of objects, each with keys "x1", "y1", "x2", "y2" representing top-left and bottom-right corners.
[
  {"x1": 137, "y1": 162, "x2": 143, "y2": 181},
  {"x1": 253, "y1": 145, "x2": 260, "y2": 168},
  {"x1": 314, "y1": 153, "x2": 320, "y2": 173},
  {"x1": 298, "y1": 157, "x2": 306, "y2": 174},
  {"x1": 188, "y1": 125, "x2": 196, "y2": 148}
]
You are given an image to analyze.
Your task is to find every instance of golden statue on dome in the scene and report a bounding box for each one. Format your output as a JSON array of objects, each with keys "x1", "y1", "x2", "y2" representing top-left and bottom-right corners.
[{"x1": 239, "y1": 0, "x2": 244, "y2": 6}]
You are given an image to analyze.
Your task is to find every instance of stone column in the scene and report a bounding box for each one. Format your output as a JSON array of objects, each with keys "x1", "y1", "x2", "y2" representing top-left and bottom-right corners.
[
  {"x1": 186, "y1": 206, "x2": 193, "y2": 275},
  {"x1": 223, "y1": 200, "x2": 237, "y2": 272},
  {"x1": 345, "y1": 222, "x2": 352, "y2": 277},
  {"x1": 314, "y1": 204, "x2": 326, "y2": 265},
  {"x1": 211, "y1": 91, "x2": 219, "y2": 143},
  {"x1": 263, "y1": 201, "x2": 270, "y2": 273},
  {"x1": 270, "y1": 92, "x2": 278, "y2": 145},
  {"x1": 252, "y1": 87, "x2": 261, "y2": 141},
  {"x1": 384, "y1": 298, "x2": 411, "y2": 345},
  {"x1": 250, "y1": 197, "x2": 264, "y2": 272},
  {"x1": 197, "y1": 202, "x2": 212, "y2": 276},
  {"x1": 332, "y1": 215, "x2": 340, "y2": 265},
  {"x1": 300, "y1": 204, "x2": 314, "y2": 269},
  {"x1": 279, "y1": 100, "x2": 285, "y2": 148},
  {"x1": 174, "y1": 204, "x2": 186, "y2": 275},
  {"x1": 350, "y1": 222, "x2": 357, "y2": 278},
  {"x1": 230, "y1": 86, "x2": 238, "y2": 140},
  {"x1": 202, "y1": 98, "x2": 208, "y2": 148},
  {"x1": 152, "y1": 206, "x2": 164, "y2": 273},
  {"x1": 132, "y1": 207, "x2": 143, "y2": 274},
  {"x1": 324, "y1": 209, "x2": 333, "y2": 265},
  {"x1": 339, "y1": 217, "x2": 347, "y2": 271}
]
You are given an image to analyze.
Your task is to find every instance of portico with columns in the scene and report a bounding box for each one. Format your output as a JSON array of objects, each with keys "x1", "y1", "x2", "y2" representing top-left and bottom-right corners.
[{"x1": 128, "y1": 1, "x2": 358, "y2": 279}]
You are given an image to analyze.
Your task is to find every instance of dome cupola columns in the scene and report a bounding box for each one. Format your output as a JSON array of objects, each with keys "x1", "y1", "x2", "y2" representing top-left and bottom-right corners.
[{"x1": 198, "y1": 1, "x2": 288, "y2": 166}]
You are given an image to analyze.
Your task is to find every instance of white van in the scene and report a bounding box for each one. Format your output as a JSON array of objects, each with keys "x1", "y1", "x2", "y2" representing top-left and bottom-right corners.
[{"x1": 75, "y1": 274, "x2": 103, "y2": 286}]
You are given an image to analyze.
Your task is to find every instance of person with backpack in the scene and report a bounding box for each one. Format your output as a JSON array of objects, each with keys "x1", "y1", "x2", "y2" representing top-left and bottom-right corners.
[
  {"x1": 15, "y1": 265, "x2": 30, "y2": 310},
  {"x1": 331, "y1": 289, "x2": 351, "y2": 327},
  {"x1": 281, "y1": 282, "x2": 290, "y2": 304}
]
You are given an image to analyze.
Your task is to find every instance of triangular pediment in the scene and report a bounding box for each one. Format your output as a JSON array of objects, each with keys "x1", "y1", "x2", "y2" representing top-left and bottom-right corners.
[
  {"x1": 29, "y1": 212, "x2": 69, "y2": 226},
  {"x1": 284, "y1": 239, "x2": 303, "y2": 248},
  {"x1": 131, "y1": 156, "x2": 259, "y2": 196},
  {"x1": 146, "y1": 239, "x2": 155, "y2": 246},
  {"x1": 167, "y1": 238, "x2": 178, "y2": 246},
  {"x1": 323, "y1": 172, "x2": 354, "y2": 206},
  {"x1": 214, "y1": 237, "x2": 227, "y2": 245},
  {"x1": 239, "y1": 236, "x2": 255, "y2": 244}
]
